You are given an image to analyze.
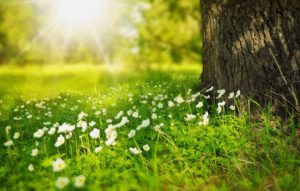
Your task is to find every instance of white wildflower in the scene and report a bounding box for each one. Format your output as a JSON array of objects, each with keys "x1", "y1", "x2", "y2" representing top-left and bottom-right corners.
[
  {"x1": 66, "y1": 132, "x2": 72, "y2": 139},
  {"x1": 132, "y1": 111, "x2": 139, "y2": 118},
  {"x1": 196, "y1": 102, "x2": 204, "y2": 108},
  {"x1": 95, "y1": 146, "x2": 103, "y2": 153},
  {"x1": 236, "y1": 90, "x2": 241, "y2": 98},
  {"x1": 89, "y1": 121, "x2": 96, "y2": 127},
  {"x1": 136, "y1": 119, "x2": 150, "y2": 130},
  {"x1": 127, "y1": 110, "x2": 133, "y2": 116},
  {"x1": 78, "y1": 112, "x2": 88, "y2": 121},
  {"x1": 174, "y1": 95, "x2": 184, "y2": 104},
  {"x1": 33, "y1": 129, "x2": 44, "y2": 138},
  {"x1": 89, "y1": 128, "x2": 100, "y2": 139},
  {"x1": 151, "y1": 113, "x2": 158, "y2": 120},
  {"x1": 185, "y1": 114, "x2": 196, "y2": 121},
  {"x1": 4, "y1": 140, "x2": 13, "y2": 147},
  {"x1": 228, "y1": 92, "x2": 235, "y2": 99},
  {"x1": 115, "y1": 117, "x2": 129, "y2": 128},
  {"x1": 129, "y1": 147, "x2": 142, "y2": 155},
  {"x1": 28, "y1": 164, "x2": 34, "y2": 172},
  {"x1": 48, "y1": 127, "x2": 56, "y2": 135},
  {"x1": 217, "y1": 106, "x2": 222, "y2": 114},
  {"x1": 198, "y1": 112, "x2": 209, "y2": 126},
  {"x1": 154, "y1": 123, "x2": 164, "y2": 132},
  {"x1": 52, "y1": 158, "x2": 66, "y2": 172},
  {"x1": 218, "y1": 101, "x2": 226, "y2": 107},
  {"x1": 230, "y1": 105, "x2": 236, "y2": 111},
  {"x1": 216, "y1": 89, "x2": 226, "y2": 99},
  {"x1": 13, "y1": 132, "x2": 20, "y2": 139},
  {"x1": 55, "y1": 134, "x2": 65, "y2": 147},
  {"x1": 74, "y1": 175, "x2": 86, "y2": 188},
  {"x1": 206, "y1": 86, "x2": 214, "y2": 92},
  {"x1": 56, "y1": 177, "x2": 69, "y2": 189},
  {"x1": 143, "y1": 144, "x2": 150, "y2": 152},
  {"x1": 31, "y1": 148, "x2": 38, "y2": 157},
  {"x1": 77, "y1": 121, "x2": 88, "y2": 132},
  {"x1": 128, "y1": 130, "x2": 136, "y2": 138},
  {"x1": 168, "y1": 101, "x2": 174, "y2": 107},
  {"x1": 58, "y1": 123, "x2": 75, "y2": 134},
  {"x1": 115, "y1": 111, "x2": 124, "y2": 119}
]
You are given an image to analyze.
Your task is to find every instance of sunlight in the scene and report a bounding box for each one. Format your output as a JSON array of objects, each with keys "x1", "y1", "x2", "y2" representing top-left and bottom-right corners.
[{"x1": 54, "y1": 0, "x2": 109, "y2": 27}]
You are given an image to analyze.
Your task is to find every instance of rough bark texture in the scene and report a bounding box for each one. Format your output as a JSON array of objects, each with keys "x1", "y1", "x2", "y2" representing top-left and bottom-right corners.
[{"x1": 201, "y1": 0, "x2": 300, "y2": 115}]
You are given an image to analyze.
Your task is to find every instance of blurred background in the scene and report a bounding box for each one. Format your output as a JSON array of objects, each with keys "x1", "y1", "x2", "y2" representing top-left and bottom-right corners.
[{"x1": 0, "y1": 0, "x2": 201, "y2": 67}]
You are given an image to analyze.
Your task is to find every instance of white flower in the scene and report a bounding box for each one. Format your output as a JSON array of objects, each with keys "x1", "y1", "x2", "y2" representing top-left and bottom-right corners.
[
  {"x1": 127, "y1": 110, "x2": 133, "y2": 116},
  {"x1": 217, "y1": 106, "x2": 222, "y2": 114},
  {"x1": 56, "y1": 177, "x2": 69, "y2": 189},
  {"x1": 89, "y1": 128, "x2": 100, "y2": 139},
  {"x1": 204, "y1": 95, "x2": 211, "y2": 99},
  {"x1": 43, "y1": 121, "x2": 51, "y2": 126},
  {"x1": 143, "y1": 144, "x2": 150, "y2": 152},
  {"x1": 5, "y1": 126, "x2": 12, "y2": 133},
  {"x1": 185, "y1": 114, "x2": 196, "y2": 121},
  {"x1": 58, "y1": 123, "x2": 75, "y2": 134},
  {"x1": 74, "y1": 175, "x2": 86, "y2": 188},
  {"x1": 13, "y1": 132, "x2": 20, "y2": 139},
  {"x1": 198, "y1": 112, "x2": 209, "y2": 126},
  {"x1": 136, "y1": 119, "x2": 150, "y2": 130},
  {"x1": 228, "y1": 92, "x2": 235, "y2": 99},
  {"x1": 168, "y1": 101, "x2": 174, "y2": 107},
  {"x1": 28, "y1": 164, "x2": 34, "y2": 172},
  {"x1": 132, "y1": 111, "x2": 139, "y2": 118},
  {"x1": 48, "y1": 127, "x2": 56, "y2": 135},
  {"x1": 174, "y1": 95, "x2": 184, "y2": 104},
  {"x1": 31, "y1": 148, "x2": 39, "y2": 157},
  {"x1": 151, "y1": 113, "x2": 158, "y2": 120},
  {"x1": 196, "y1": 102, "x2": 204, "y2": 108},
  {"x1": 157, "y1": 103, "x2": 163, "y2": 108},
  {"x1": 236, "y1": 90, "x2": 241, "y2": 98},
  {"x1": 115, "y1": 117, "x2": 129, "y2": 128},
  {"x1": 229, "y1": 105, "x2": 236, "y2": 111},
  {"x1": 78, "y1": 112, "x2": 88, "y2": 121},
  {"x1": 77, "y1": 121, "x2": 88, "y2": 132},
  {"x1": 206, "y1": 86, "x2": 214, "y2": 92},
  {"x1": 129, "y1": 147, "x2": 142, "y2": 155},
  {"x1": 52, "y1": 158, "x2": 66, "y2": 172},
  {"x1": 33, "y1": 129, "x2": 44, "y2": 138},
  {"x1": 105, "y1": 137, "x2": 116, "y2": 146},
  {"x1": 115, "y1": 111, "x2": 124, "y2": 119},
  {"x1": 66, "y1": 132, "x2": 72, "y2": 139},
  {"x1": 154, "y1": 123, "x2": 164, "y2": 132},
  {"x1": 89, "y1": 121, "x2": 96, "y2": 127},
  {"x1": 4, "y1": 140, "x2": 13, "y2": 147},
  {"x1": 106, "y1": 119, "x2": 112, "y2": 123},
  {"x1": 95, "y1": 146, "x2": 103, "y2": 153},
  {"x1": 218, "y1": 101, "x2": 226, "y2": 107},
  {"x1": 128, "y1": 130, "x2": 136, "y2": 138},
  {"x1": 216, "y1": 89, "x2": 226, "y2": 99},
  {"x1": 55, "y1": 135, "x2": 65, "y2": 147}
]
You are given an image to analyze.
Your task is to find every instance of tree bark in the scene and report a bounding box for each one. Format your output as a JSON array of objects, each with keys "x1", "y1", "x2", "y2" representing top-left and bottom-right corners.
[{"x1": 201, "y1": 0, "x2": 300, "y2": 115}]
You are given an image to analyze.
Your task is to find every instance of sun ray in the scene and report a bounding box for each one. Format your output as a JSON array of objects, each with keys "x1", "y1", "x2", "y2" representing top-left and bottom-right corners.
[
  {"x1": 87, "y1": 25, "x2": 112, "y2": 68},
  {"x1": 11, "y1": 20, "x2": 58, "y2": 62}
]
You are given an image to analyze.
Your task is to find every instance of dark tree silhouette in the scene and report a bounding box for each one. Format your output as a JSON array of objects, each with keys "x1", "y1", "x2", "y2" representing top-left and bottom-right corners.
[{"x1": 200, "y1": 0, "x2": 300, "y2": 115}]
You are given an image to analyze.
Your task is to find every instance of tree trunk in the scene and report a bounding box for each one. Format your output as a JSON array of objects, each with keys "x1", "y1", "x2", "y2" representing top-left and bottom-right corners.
[{"x1": 201, "y1": 0, "x2": 300, "y2": 115}]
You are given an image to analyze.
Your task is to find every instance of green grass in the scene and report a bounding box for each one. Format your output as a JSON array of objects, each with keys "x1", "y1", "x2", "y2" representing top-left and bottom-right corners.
[{"x1": 0, "y1": 64, "x2": 299, "y2": 191}]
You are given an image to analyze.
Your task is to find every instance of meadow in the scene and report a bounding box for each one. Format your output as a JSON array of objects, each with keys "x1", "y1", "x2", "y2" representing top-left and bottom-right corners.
[{"x1": 0, "y1": 64, "x2": 299, "y2": 191}]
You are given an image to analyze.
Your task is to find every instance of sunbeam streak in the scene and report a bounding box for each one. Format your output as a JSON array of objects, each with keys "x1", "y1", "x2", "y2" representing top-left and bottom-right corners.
[{"x1": 12, "y1": 20, "x2": 58, "y2": 62}]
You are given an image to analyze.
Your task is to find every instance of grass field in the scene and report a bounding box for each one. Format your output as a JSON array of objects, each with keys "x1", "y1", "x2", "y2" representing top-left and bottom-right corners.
[{"x1": 0, "y1": 64, "x2": 299, "y2": 191}]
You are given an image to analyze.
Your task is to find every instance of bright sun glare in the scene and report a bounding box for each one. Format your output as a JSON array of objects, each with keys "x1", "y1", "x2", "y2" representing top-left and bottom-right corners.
[{"x1": 55, "y1": 0, "x2": 108, "y2": 27}]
